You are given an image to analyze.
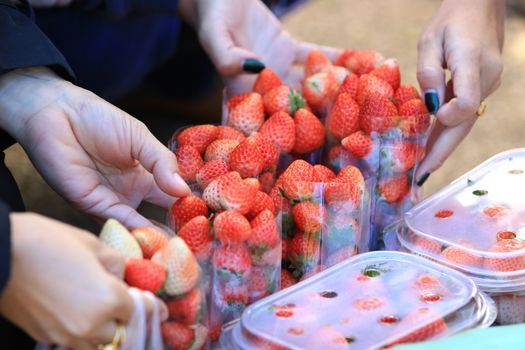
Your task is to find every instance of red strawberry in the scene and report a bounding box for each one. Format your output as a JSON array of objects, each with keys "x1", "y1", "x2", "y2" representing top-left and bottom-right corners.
[
  {"x1": 398, "y1": 98, "x2": 431, "y2": 135},
  {"x1": 356, "y1": 74, "x2": 394, "y2": 106},
  {"x1": 377, "y1": 174, "x2": 410, "y2": 203},
  {"x1": 212, "y1": 243, "x2": 252, "y2": 277},
  {"x1": 327, "y1": 145, "x2": 354, "y2": 169},
  {"x1": 263, "y1": 85, "x2": 306, "y2": 115},
  {"x1": 413, "y1": 236, "x2": 443, "y2": 255},
  {"x1": 216, "y1": 125, "x2": 245, "y2": 142},
  {"x1": 352, "y1": 296, "x2": 384, "y2": 311},
  {"x1": 214, "y1": 210, "x2": 252, "y2": 244},
  {"x1": 414, "y1": 274, "x2": 444, "y2": 291},
  {"x1": 203, "y1": 172, "x2": 257, "y2": 215},
  {"x1": 251, "y1": 132, "x2": 279, "y2": 170},
  {"x1": 293, "y1": 108, "x2": 325, "y2": 154},
  {"x1": 302, "y1": 71, "x2": 339, "y2": 113},
  {"x1": 338, "y1": 164, "x2": 365, "y2": 185},
  {"x1": 248, "y1": 209, "x2": 280, "y2": 252},
  {"x1": 243, "y1": 177, "x2": 261, "y2": 192},
  {"x1": 270, "y1": 184, "x2": 291, "y2": 213},
  {"x1": 326, "y1": 92, "x2": 360, "y2": 139},
  {"x1": 226, "y1": 92, "x2": 250, "y2": 110},
  {"x1": 323, "y1": 66, "x2": 349, "y2": 85},
  {"x1": 288, "y1": 231, "x2": 320, "y2": 273},
  {"x1": 177, "y1": 124, "x2": 218, "y2": 155},
  {"x1": 342, "y1": 49, "x2": 384, "y2": 75},
  {"x1": 370, "y1": 58, "x2": 401, "y2": 90},
  {"x1": 204, "y1": 139, "x2": 239, "y2": 163},
  {"x1": 341, "y1": 130, "x2": 373, "y2": 159},
  {"x1": 228, "y1": 92, "x2": 264, "y2": 136},
  {"x1": 195, "y1": 159, "x2": 230, "y2": 190},
  {"x1": 279, "y1": 160, "x2": 316, "y2": 201},
  {"x1": 161, "y1": 322, "x2": 194, "y2": 350},
  {"x1": 125, "y1": 258, "x2": 166, "y2": 293},
  {"x1": 168, "y1": 195, "x2": 208, "y2": 231},
  {"x1": 131, "y1": 227, "x2": 168, "y2": 259},
  {"x1": 305, "y1": 50, "x2": 332, "y2": 77},
  {"x1": 249, "y1": 267, "x2": 273, "y2": 302},
  {"x1": 253, "y1": 68, "x2": 283, "y2": 95},
  {"x1": 221, "y1": 283, "x2": 249, "y2": 310},
  {"x1": 394, "y1": 85, "x2": 421, "y2": 107},
  {"x1": 313, "y1": 164, "x2": 336, "y2": 182},
  {"x1": 228, "y1": 135, "x2": 265, "y2": 178},
  {"x1": 324, "y1": 177, "x2": 362, "y2": 210},
  {"x1": 335, "y1": 49, "x2": 354, "y2": 67},
  {"x1": 291, "y1": 202, "x2": 327, "y2": 234},
  {"x1": 386, "y1": 141, "x2": 421, "y2": 173},
  {"x1": 337, "y1": 71, "x2": 359, "y2": 100},
  {"x1": 281, "y1": 269, "x2": 297, "y2": 289},
  {"x1": 391, "y1": 308, "x2": 448, "y2": 345},
  {"x1": 259, "y1": 111, "x2": 296, "y2": 153},
  {"x1": 175, "y1": 145, "x2": 204, "y2": 182},
  {"x1": 177, "y1": 216, "x2": 212, "y2": 261},
  {"x1": 360, "y1": 91, "x2": 398, "y2": 133},
  {"x1": 484, "y1": 240, "x2": 525, "y2": 272},
  {"x1": 441, "y1": 246, "x2": 482, "y2": 268},
  {"x1": 259, "y1": 171, "x2": 276, "y2": 194},
  {"x1": 167, "y1": 288, "x2": 203, "y2": 325},
  {"x1": 246, "y1": 191, "x2": 276, "y2": 220}
]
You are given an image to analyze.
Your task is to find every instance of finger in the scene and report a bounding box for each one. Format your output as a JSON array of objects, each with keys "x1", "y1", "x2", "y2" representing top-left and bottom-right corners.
[
  {"x1": 108, "y1": 279, "x2": 135, "y2": 323},
  {"x1": 129, "y1": 119, "x2": 191, "y2": 198},
  {"x1": 417, "y1": 30, "x2": 446, "y2": 114},
  {"x1": 145, "y1": 182, "x2": 177, "y2": 210},
  {"x1": 141, "y1": 291, "x2": 169, "y2": 321},
  {"x1": 96, "y1": 244, "x2": 127, "y2": 279},
  {"x1": 294, "y1": 41, "x2": 343, "y2": 64},
  {"x1": 68, "y1": 339, "x2": 95, "y2": 350}
]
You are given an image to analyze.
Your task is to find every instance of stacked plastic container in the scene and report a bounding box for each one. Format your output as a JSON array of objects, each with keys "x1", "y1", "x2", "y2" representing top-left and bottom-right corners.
[
  {"x1": 384, "y1": 149, "x2": 525, "y2": 325},
  {"x1": 220, "y1": 251, "x2": 496, "y2": 349}
]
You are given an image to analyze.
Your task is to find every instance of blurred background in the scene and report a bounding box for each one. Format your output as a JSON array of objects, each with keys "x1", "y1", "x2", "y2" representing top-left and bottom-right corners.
[{"x1": 5, "y1": 0, "x2": 525, "y2": 232}]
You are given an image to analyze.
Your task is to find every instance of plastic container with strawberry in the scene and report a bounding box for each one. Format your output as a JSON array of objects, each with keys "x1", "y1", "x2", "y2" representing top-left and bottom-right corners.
[
  {"x1": 220, "y1": 251, "x2": 496, "y2": 349},
  {"x1": 383, "y1": 148, "x2": 525, "y2": 325}
]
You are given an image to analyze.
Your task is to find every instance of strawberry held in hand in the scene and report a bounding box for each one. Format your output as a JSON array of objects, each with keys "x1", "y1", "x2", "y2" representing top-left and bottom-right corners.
[
  {"x1": 228, "y1": 92, "x2": 264, "y2": 136},
  {"x1": 125, "y1": 258, "x2": 166, "y2": 293},
  {"x1": 293, "y1": 108, "x2": 325, "y2": 154}
]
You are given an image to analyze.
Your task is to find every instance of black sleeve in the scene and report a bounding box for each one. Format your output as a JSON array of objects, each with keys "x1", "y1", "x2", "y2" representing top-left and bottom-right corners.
[
  {"x1": 72, "y1": 0, "x2": 179, "y2": 17},
  {"x1": 0, "y1": 201, "x2": 11, "y2": 294}
]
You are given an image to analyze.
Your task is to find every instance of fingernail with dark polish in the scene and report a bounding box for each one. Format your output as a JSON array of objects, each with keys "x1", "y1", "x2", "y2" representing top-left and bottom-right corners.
[
  {"x1": 416, "y1": 172, "x2": 431, "y2": 187},
  {"x1": 424, "y1": 91, "x2": 440, "y2": 113},
  {"x1": 242, "y1": 59, "x2": 265, "y2": 73}
]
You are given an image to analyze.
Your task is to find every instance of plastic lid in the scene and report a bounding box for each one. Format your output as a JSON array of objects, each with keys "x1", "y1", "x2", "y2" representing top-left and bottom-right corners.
[
  {"x1": 239, "y1": 251, "x2": 479, "y2": 350},
  {"x1": 404, "y1": 149, "x2": 525, "y2": 291}
]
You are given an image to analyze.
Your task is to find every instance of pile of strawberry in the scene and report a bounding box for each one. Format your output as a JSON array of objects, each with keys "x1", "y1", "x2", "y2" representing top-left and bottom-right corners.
[
  {"x1": 99, "y1": 219, "x2": 207, "y2": 350},
  {"x1": 269, "y1": 159, "x2": 366, "y2": 283}
]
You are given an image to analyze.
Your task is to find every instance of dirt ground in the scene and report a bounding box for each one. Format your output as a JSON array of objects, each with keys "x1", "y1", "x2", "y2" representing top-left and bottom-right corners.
[{"x1": 5, "y1": 0, "x2": 525, "y2": 232}]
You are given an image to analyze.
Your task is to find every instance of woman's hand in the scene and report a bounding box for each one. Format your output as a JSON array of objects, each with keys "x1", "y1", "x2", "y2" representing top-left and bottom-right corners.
[{"x1": 415, "y1": 0, "x2": 505, "y2": 184}]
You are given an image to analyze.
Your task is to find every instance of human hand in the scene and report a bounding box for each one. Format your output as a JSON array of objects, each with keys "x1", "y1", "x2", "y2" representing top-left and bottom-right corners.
[
  {"x1": 0, "y1": 68, "x2": 191, "y2": 228},
  {"x1": 179, "y1": 0, "x2": 342, "y2": 94},
  {"x1": 415, "y1": 0, "x2": 505, "y2": 184},
  {"x1": 0, "y1": 212, "x2": 167, "y2": 349}
]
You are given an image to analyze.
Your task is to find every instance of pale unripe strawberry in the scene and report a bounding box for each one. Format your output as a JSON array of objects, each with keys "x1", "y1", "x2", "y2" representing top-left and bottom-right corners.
[{"x1": 100, "y1": 219, "x2": 142, "y2": 259}]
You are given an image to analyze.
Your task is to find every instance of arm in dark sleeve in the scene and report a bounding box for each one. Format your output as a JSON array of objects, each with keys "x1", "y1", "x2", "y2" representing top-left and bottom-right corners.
[
  {"x1": 0, "y1": 201, "x2": 11, "y2": 294},
  {"x1": 72, "y1": 0, "x2": 179, "y2": 17}
]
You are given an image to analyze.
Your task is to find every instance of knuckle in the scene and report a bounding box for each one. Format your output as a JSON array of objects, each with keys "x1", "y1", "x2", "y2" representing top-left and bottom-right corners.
[{"x1": 456, "y1": 96, "x2": 479, "y2": 116}]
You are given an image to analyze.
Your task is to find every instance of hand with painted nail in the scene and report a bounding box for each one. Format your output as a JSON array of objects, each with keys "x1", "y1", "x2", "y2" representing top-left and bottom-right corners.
[
  {"x1": 415, "y1": 0, "x2": 505, "y2": 185},
  {"x1": 0, "y1": 67, "x2": 191, "y2": 228},
  {"x1": 179, "y1": 0, "x2": 341, "y2": 94}
]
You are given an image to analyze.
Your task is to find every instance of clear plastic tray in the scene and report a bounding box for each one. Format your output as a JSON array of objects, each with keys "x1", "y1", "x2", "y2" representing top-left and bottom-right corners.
[
  {"x1": 403, "y1": 149, "x2": 525, "y2": 291},
  {"x1": 224, "y1": 251, "x2": 490, "y2": 350}
]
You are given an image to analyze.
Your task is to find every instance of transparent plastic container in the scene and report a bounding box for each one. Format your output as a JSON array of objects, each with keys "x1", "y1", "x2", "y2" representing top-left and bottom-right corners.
[{"x1": 220, "y1": 251, "x2": 496, "y2": 350}]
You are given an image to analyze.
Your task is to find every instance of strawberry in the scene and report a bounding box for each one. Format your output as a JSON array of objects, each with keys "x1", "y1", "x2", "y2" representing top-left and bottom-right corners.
[
  {"x1": 249, "y1": 267, "x2": 276, "y2": 303},
  {"x1": 228, "y1": 135, "x2": 265, "y2": 178},
  {"x1": 323, "y1": 65, "x2": 350, "y2": 85},
  {"x1": 177, "y1": 124, "x2": 218, "y2": 155},
  {"x1": 494, "y1": 294, "x2": 525, "y2": 325},
  {"x1": 212, "y1": 243, "x2": 252, "y2": 278},
  {"x1": 226, "y1": 92, "x2": 250, "y2": 110},
  {"x1": 341, "y1": 130, "x2": 373, "y2": 159},
  {"x1": 270, "y1": 184, "x2": 291, "y2": 213},
  {"x1": 338, "y1": 164, "x2": 365, "y2": 185},
  {"x1": 441, "y1": 246, "x2": 482, "y2": 268},
  {"x1": 352, "y1": 296, "x2": 384, "y2": 311},
  {"x1": 220, "y1": 283, "x2": 249, "y2": 311},
  {"x1": 167, "y1": 288, "x2": 203, "y2": 325},
  {"x1": 195, "y1": 159, "x2": 230, "y2": 190},
  {"x1": 288, "y1": 231, "x2": 320, "y2": 273},
  {"x1": 259, "y1": 111, "x2": 296, "y2": 153},
  {"x1": 189, "y1": 324, "x2": 208, "y2": 350},
  {"x1": 377, "y1": 174, "x2": 409, "y2": 203},
  {"x1": 152, "y1": 236, "x2": 200, "y2": 295},
  {"x1": 281, "y1": 269, "x2": 297, "y2": 289},
  {"x1": 100, "y1": 219, "x2": 142, "y2": 259},
  {"x1": 263, "y1": 85, "x2": 306, "y2": 115},
  {"x1": 414, "y1": 274, "x2": 444, "y2": 291},
  {"x1": 251, "y1": 132, "x2": 279, "y2": 170},
  {"x1": 394, "y1": 85, "x2": 421, "y2": 107},
  {"x1": 248, "y1": 209, "x2": 280, "y2": 254},
  {"x1": 337, "y1": 71, "x2": 359, "y2": 100},
  {"x1": 203, "y1": 172, "x2": 256, "y2": 215},
  {"x1": 398, "y1": 98, "x2": 431, "y2": 135},
  {"x1": 214, "y1": 210, "x2": 252, "y2": 244},
  {"x1": 342, "y1": 49, "x2": 384, "y2": 75},
  {"x1": 291, "y1": 202, "x2": 327, "y2": 234},
  {"x1": 174, "y1": 145, "x2": 204, "y2": 182},
  {"x1": 204, "y1": 139, "x2": 239, "y2": 163},
  {"x1": 243, "y1": 177, "x2": 261, "y2": 192},
  {"x1": 305, "y1": 49, "x2": 332, "y2": 77},
  {"x1": 384, "y1": 141, "x2": 421, "y2": 173},
  {"x1": 370, "y1": 58, "x2": 401, "y2": 90},
  {"x1": 391, "y1": 308, "x2": 448, "y2": 345},
  {"x1": 161, "y1": 322, "x2": 195, "y2": 350},
  {"x1": 360, "y1": 91, "x2": 398, "y2": 133},
  {"x1": 335, "y1": 49, "x2": 354, "y2": 67},
  {"x1": 327, "y1": 145, "x2": 354, "y2": 169},
  {"x1": 293, "y1": 108, "x2": 325, "y2": 154},
  {"x1": 246, "y1": 191, "x2": 276, "y2": 220},
  {"x1": 313, "y1": 164, "x2": 336, "y2": 182},
  {"x1": 177, "y1": 216, "x2": 212, "y2": 261},
  {"x1": 168, "y1": 195, "x2": 208, "y2": 231},
  {"x1": 484, "y1": 239, "x2": 525, "y2": 272},
  {"x1": 356, "y1": 74, "x2": 394, "y2": 106},
  {"x1": 253, "y1": 68, "x2": 282, "y2": 95},
  {"x1": 413, "y1": 236, "x2": 443, "y2": 255},
  {"x1": 228, "y1": 92, "x2": 265, "y2": 136},
  {"x1": 324, "y1": 176, "x2": 362, "y2": 210},
  {"x1": 216, "y1": 125, "x2": 246, "y2": 142},
  {"x1": 326, "y1": 92, "x2": 360, "y2": 139},
  {"x1": 302, "y1": 71, "x2": 339, "y2": 113},
  {"x1": 279, "y1": 160, "x2": 316, "y2": 201},
  {"x1": 131, "y1": 227, "x2": 168, "y2": 259},
  {"x1": 124, "y1": 258, "x2": 166, "y2": 293}
]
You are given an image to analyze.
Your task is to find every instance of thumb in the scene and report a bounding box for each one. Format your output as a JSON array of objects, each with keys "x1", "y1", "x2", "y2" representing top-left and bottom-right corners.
[{"x1": 417, "y1": 32, "x2": 446, "y2": 114}]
